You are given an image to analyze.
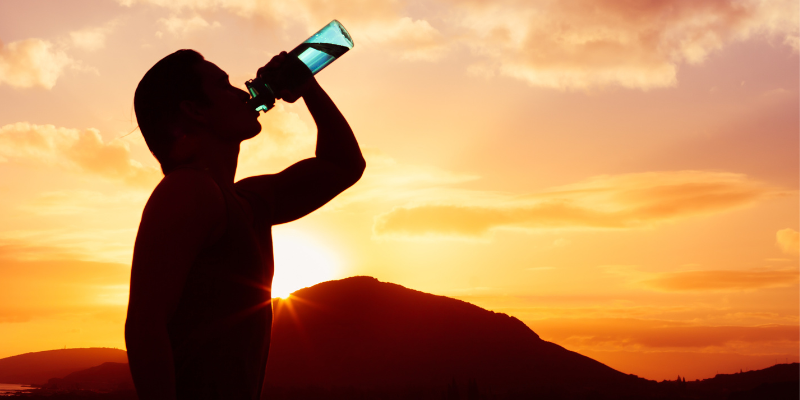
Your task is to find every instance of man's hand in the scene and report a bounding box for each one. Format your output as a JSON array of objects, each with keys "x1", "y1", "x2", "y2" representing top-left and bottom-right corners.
[
  {"x1": 238, "y1": 57, "x2": 364, "y2": 225},
  {"x1": 257, "y1": 51, "x2": 316, "y2": 103}
]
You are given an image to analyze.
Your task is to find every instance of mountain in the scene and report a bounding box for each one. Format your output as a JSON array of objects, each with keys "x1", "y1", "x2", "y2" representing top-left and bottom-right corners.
[
  {"x1": 4, "y1": 277, "x2": 795, "y2": 399},
  {"x1": 687, "y1": 363, "x2": 799, "y2": 399},
  {"x1": 265, "y1": 276, "x2": 652, "y2": 398},
  {"x1": 0, "y1": 348, "x2": 128, "y2": 385},
  {"x1": 44, "y1": 362, "x2": 134, "y2": 391}
]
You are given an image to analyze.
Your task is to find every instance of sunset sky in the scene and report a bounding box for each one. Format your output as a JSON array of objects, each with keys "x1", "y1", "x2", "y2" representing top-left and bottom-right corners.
[{"x1": 0, "y1": 0, "x2": 798, "y2": 381}]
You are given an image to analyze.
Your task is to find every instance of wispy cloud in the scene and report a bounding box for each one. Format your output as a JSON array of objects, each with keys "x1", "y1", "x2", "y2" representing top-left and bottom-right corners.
[
  {"x1": 337, "y1": 150, "x2": 479, "y2": 207},
  {"x1": 0, "y1": 254, "x2": 130, "y2": 323},
  {"x1": 530, "y1": 318, "x2": 798, "y2": 351},
  {"x1": 358, "y1": 17, "x2": 447, "y2": 61},
  {"x1": 0, "y1": 227, "x2": 138, "y2": 264},
  {"x1": 236, "y1": 104, "x2": 316, "y2": 178},
  {"x1": 69, "y1": 21, "x2": 118, "y2": 51},
  {"x1": 0, "y1": 39, "x2": 74, "y2": 89},
  {"x1": 374, "y1": 171, "x2": 777, "y2": 239},
  {"x1": 120, "y1": 0, "x2": 445, "y2": 60},
  {"x1": 19, "y1": 190, "x2": 148, "y2": 217},
  {"x1": 456, "y1": 0, "x2": 799, "y2": 90},
  {"x1": 3, "y1": 190, "x2": 148, "y2": 265},
  {"x1": 642, "y1": 268, "x2": 799, "y2": 292},
  {"x1": 776, "y1": 228, "x2": 799, "y2": 255},
  {"x1": 238, "y1": 107, "x2": 479, "y2": 205},
  {"x1": 0, "y1": 122, "x2": 161, "y2": 187},
  {"x1": 158, "y1": 15, "x2": 221, "y2": 36},
  {"x1": 117, "y1": 0, "x2": 798, "y2": 88}
]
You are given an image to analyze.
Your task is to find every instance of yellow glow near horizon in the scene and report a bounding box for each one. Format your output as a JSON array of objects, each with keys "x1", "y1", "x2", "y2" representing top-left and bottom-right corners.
[{"x1": 271, "y1": 228, "x2": 340, "y2": 299}]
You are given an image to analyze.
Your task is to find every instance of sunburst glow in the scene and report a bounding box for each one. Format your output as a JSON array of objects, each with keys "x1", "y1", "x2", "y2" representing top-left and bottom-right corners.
[{"x1": 271, "y1": 228, "x2": 340, "y2": 299}]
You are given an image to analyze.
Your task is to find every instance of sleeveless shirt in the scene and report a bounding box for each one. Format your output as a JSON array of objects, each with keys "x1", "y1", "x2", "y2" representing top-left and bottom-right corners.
[{"x1": 167, "y1": 176, "x2": 274, "y2": 400}]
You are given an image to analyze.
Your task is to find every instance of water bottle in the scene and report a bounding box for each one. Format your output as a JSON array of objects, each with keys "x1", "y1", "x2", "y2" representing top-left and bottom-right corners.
[{"x1": 246, "y1": 20, "x2": 354, "y2": 113}]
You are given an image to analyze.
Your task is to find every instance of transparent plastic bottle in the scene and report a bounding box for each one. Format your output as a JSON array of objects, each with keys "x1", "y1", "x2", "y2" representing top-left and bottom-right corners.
[{"x1": 246, "y1": 20, "x2": 354, "y2": 113}]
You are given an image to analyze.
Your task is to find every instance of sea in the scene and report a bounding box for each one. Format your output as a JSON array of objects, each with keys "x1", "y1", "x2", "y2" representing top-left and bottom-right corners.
[{"x1": 0, "y1": 383, "x2": 34, "y2": 396}]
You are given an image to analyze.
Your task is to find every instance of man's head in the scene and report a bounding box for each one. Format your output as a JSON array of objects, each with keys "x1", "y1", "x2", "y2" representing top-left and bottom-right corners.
[{"x1": 135, "y1": 49, "x2": 261, "y2": 173}]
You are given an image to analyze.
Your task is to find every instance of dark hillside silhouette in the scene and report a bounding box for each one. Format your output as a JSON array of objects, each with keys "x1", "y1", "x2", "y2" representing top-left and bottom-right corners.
[
  {"x1": 3, "y1": 278, "x2": 797, "y2": 399},
  {"x1": 728, "y1": 381, "x2": 799, "y2": 400},
  {"x1": 687, "y1": 363, "x2": 799, "y2": 399},
  {"x1": 44, "y1": 362, "x2": 134, "y2": 391},
  {"x1": 0, "y1": 348, "x2": 128, "y2": 385},
  {"x1": 265, "y1": 276, "x2": 651, "y2": 397},
  {"x1": 692, "y1": 362, "x2": 799, "y2": 390}
]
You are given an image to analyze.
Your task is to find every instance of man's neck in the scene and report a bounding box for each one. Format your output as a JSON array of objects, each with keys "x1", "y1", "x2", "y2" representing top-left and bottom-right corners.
[{"x1": 176, "y1": 136, "x2": 241, "y2": 186}]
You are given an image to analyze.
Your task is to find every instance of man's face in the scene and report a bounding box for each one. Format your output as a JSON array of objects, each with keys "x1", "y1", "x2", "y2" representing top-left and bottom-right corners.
[{"x1": 194, "y1": 60, "x2": 262, "y2": 142}]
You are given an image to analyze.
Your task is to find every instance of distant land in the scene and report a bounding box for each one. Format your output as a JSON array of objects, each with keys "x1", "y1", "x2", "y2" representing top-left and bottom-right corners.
[
  {"x1": 0, "y1": 277, "x2": 797, "y2": 399},
  {"x1": 43, "y1": 362, "x2": 134, "y2": 392},
  {"x1": 0, "y1": 348, "x2": 127, "y2": 385}
]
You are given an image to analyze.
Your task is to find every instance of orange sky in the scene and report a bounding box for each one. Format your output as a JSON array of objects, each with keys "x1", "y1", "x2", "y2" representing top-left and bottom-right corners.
[{"x1": 0, "y1": 0, "x2": 798, "y2": 381}]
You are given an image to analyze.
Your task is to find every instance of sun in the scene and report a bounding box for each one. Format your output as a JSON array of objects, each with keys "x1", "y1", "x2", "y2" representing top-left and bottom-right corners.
[{"x1": 271, "y1": 228, "x2": 340, "y2": 299}]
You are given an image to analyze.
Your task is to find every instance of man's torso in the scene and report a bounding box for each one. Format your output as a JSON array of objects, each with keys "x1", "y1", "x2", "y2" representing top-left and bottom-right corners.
[{"x1": 167, "y1": 178, "x2": 274, "y2": 400}]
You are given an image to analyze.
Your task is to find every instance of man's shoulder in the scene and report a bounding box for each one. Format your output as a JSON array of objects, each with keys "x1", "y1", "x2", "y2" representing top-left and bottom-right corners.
[
  {"x1": 234, "y1": 174, "x2": 279, "y2": 203},
  {"x1": 160, "y1": 168, "x2": 219, "y2": 188},
  {"x1": 145, "y1": 169, "x2": 225, "y2": 216},
  {"x1": 234, "y1": 174, "x2": 278, "y2": 191}
]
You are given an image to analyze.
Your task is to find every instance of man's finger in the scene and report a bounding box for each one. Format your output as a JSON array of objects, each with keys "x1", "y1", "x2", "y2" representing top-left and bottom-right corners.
[{"x1": 264, "y1": 57, "x2": 281, "y2": 69}]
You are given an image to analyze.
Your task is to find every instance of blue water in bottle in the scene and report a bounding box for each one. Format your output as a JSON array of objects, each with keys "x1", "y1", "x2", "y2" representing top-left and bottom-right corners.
[{"x1": 246, "y1": 20, "x2": 354, "y2": 112}]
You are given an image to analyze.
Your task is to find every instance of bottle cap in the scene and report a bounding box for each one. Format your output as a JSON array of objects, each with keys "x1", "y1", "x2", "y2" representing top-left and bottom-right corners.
[{"x1": 245, "y1": 78, "x2": 276, "y2": 112}]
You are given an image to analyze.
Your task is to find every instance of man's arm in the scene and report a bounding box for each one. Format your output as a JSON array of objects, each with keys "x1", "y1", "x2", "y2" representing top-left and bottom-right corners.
[
  {"x1": 237, "y1": 54, "x2": 365, "y2": 225},
  {"x1": 125, "y1": 170, "x2": 225, "y2": 400}
]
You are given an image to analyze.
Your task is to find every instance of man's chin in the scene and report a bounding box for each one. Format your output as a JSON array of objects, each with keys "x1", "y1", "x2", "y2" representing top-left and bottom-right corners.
[{"x1": 242, "y1": 127, "x2": 262, "y2": 141}]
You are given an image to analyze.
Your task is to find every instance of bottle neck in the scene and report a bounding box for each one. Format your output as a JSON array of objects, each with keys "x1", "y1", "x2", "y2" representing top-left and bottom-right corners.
[{"x1": 245, "y1": 77, "x2": 276, "y2": 113}]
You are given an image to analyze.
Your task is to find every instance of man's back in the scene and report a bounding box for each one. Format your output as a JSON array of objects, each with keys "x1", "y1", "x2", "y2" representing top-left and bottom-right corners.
[{"x1": 166, "y1": 169, "x2": 274, "y2": 400}]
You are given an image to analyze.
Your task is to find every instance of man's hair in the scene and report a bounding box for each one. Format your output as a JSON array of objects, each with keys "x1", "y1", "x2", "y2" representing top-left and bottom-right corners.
[{"x1": 134, "y1": 49, "x2": 210, "y2": 173}]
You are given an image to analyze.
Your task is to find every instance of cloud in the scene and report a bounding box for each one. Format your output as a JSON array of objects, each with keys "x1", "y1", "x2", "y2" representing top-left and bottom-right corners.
[
  {"x1": 69, "y1": 22, "x2": 117, "y2": 51},
  {"x1": 238, "y1": 110, "x2": 478, "y2": 205},
  {"x1": 455, "y1": 0, "x2": 799, "y2": 90},
  {"x1": 158, "y1": 15, "x2": 221, "y2": 36},
  {"x1": 236, "y1": 104, "x2": 316, "y2": 178},
  {"x1": 1, "y1": 190, "x2": 148, "y2": 265},
  {"x1": 19, "y1": 190, "x2": 148, "y2": 216},
  {"x1": 776, "y1": 228, "x2": 799, "y2": 255},
  {"x1": 530, "y1": 318, "x2": 799, "y2": 351},
  {"x1": 358, "y1": 17, "x2": 447, "y2": 61},
  {"x1": 642, "y1": 268, "x2": 799, "y2": 292},
  {"x1": 0, "y1": 227, "x2": 137, "y2": 264},
  {"x1": 0, "y1": 122, "x2": 161, "y2": 187},
  {"x1": 337, "y1": 149, "x2": 479, "y2": 206},
  {"x1": 119, "y1": 0, "x2": 798, "y2": 89},
  {"x1": 0, "y1": 255, "x2": 131, "y2": 323},
  {"x1": 120, "y1": 0, "x2": 446, "y2": 60},
  {"x1": 374, "y1": 171, "x2": 775, "y2": 239},
  {"x1": 0, "y1": 38, "x2": 74, "y2": 89},
  {"x1": 526, "y1": 317, "x2": 800, "y2": 380}
]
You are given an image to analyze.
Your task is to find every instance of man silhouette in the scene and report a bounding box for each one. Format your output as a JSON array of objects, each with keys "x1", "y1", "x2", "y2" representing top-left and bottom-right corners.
[{"x1": 125, "y1": 49, "x2": 365, "y2": 400}]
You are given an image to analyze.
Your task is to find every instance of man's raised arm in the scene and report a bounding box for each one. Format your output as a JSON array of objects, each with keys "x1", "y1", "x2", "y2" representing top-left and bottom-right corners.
[{"x1": 237, "y1": 53, "x2": 365, "y2": 225}]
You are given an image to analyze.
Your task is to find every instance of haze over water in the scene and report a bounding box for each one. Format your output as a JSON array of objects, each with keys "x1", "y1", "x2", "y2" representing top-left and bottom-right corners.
[{"x1": 0, "y1": 383, "x2": 32, "y2": 395}]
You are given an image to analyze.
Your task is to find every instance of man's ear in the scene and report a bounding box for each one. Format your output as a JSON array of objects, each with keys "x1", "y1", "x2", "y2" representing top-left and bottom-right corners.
[
  {"x1": 168, "y1": 127, "x2": 199, "y2": 165},
  {"x1": 179, "y1": 100, "x2": 207, "y2": 124}
]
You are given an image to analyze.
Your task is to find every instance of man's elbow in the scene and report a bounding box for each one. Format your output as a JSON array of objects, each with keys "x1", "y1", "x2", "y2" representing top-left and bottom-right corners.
[
  {"x1": 344, "y1": 156, "x2": 366, "y2": 187},
  {"x1": 354, "y1": 155, "x2": 366, "y2": 178}
]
